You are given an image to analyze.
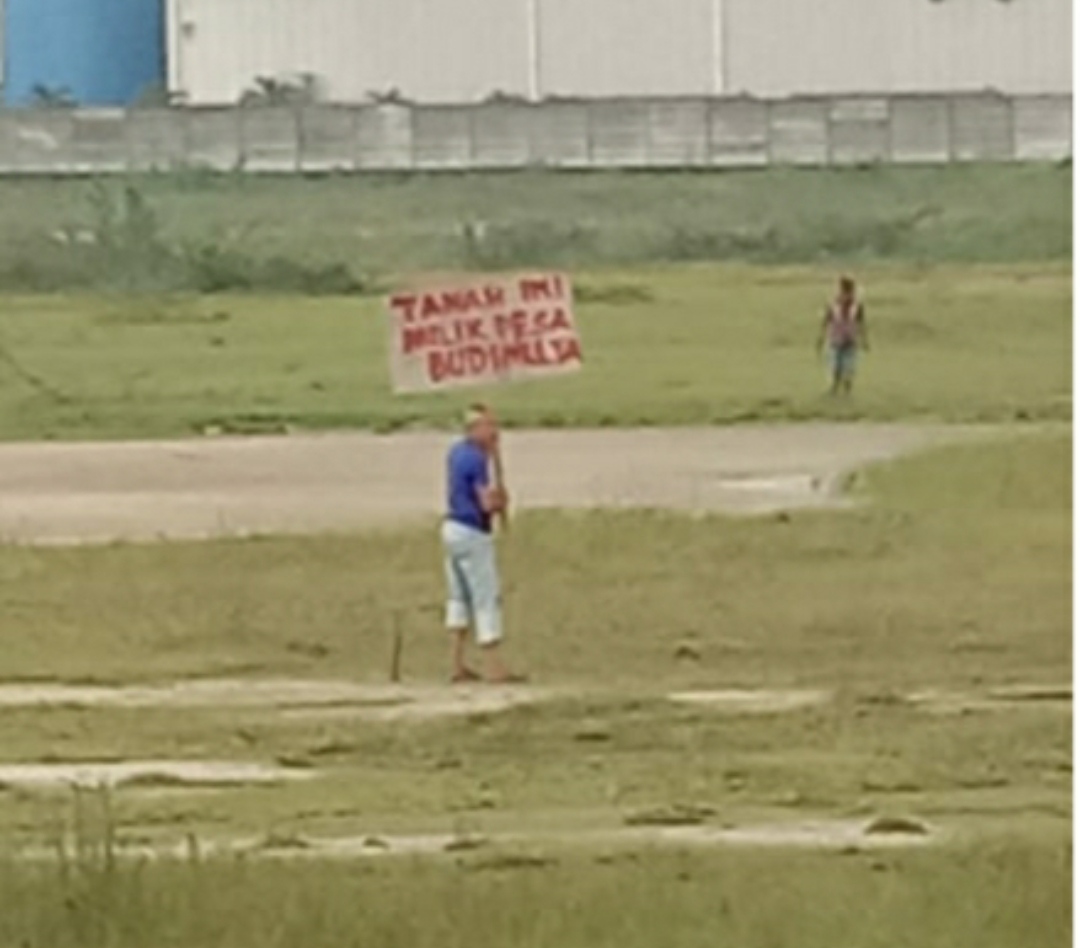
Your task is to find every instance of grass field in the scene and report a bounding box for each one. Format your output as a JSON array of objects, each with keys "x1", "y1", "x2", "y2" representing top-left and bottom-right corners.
[
  {"x1": 0, "y1": 841, "x2": 1069, "y2": 948},
  {"x1": 0, "y1": 433, "x2": 1070, "y2": 945},
  {"x1": 0, "y1": 264, "x2": 1070, "y2": 440},
  {"x1": 0, "y1": 434, "x2": 1068, "y2": 686},
  {"x1": 0, "y1": 162, "x2": 1071, "y2": 945},
  {"x1": 0, "y1": 166, "x2": 1069, "y2": 292}
]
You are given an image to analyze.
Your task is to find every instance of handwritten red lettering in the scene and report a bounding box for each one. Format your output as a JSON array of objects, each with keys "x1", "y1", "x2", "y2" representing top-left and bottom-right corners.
[
  {"x1": 389, "y1": 294, "x2": 419, "y2": 323},
  {"x1": 389, "y1": 274, "x2": 581, "y2": 392},
  {"x1": 552, "y1": 336, "x2": 583, "y2": 364},
  {"x1": 520, "y1": 275, "x2": 563, "y2": 303}
]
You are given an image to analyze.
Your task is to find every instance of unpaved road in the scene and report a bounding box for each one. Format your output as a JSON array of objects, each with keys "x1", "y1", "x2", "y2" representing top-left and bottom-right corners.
[{"x1": 0, "y1": 424, "x2": 990, "y2": 545}]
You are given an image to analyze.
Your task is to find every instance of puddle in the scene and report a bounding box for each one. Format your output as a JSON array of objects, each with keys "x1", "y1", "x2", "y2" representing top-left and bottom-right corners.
[
  {"x1": 717, "y1": 474, "x2": 823, "y2": 494},
  {"x1": 0, "y1": 680, "x2": 555, "y2": 721},
  {"x1": 667, "y1": 689, "x2": 831, "y2": 714},
  {"x1": 0, "y1": 760, "x2": 316, "y2": 791}
]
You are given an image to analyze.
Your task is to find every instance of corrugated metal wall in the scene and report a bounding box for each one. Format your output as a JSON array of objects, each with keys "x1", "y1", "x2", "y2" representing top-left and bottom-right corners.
[
  {"x1": 538, "y1": 0, "x2": 715, "y2": 98},
  {"x1": 170, "y1": 0, "x2": 531, "y2": 104},
  {"x1": 724, "y1": 0, "x2": 1072, "y2": 96},
  {"x1": 3, "y1": 0, "x2": 164, "y2": 106},
  {"x1": 167, "y1": 0, "x2": 1072, "y2": 105}
]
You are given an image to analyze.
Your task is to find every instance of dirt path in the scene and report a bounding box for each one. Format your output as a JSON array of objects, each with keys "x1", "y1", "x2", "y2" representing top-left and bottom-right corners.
[
  {"x1": 0, "y1": 678, "x2": 1066, "y2": 722},
  {"x1": 0, "y1": 424, "x2": 988, "y2": 545}
]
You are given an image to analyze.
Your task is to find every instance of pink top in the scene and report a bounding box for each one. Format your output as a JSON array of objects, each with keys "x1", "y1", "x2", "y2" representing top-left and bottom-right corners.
[{"x1": 825, "y1": 299, "x2": 864, "y2": 347}]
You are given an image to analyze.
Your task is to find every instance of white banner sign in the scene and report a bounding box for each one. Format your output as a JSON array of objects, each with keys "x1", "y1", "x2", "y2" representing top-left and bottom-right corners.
[{"x1": 386, "y1": 272, "x2": 583, "y2": 393}]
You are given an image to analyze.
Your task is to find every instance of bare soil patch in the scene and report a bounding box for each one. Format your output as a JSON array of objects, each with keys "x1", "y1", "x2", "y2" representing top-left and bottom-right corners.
[
  {"x1": 0, "y1": 425, "x2": 986, "y2": 545},
  {"x1": 0, "y1": 761, "x2": 314, "y2": 791}
]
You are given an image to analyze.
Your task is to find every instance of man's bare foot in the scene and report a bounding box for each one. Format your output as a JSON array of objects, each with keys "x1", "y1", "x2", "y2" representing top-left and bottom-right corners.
[
  {"x1": 451, "y1": 667, "x2": 482, "y2": 684},
  {"x1": 480, "y1": 644, "x2": 526, "y2": 685},
  {"x1": 485, "y1": 671, "x2": 528, "y2": 685}
]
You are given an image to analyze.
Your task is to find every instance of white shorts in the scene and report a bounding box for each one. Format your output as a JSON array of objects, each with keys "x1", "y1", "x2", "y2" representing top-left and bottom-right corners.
[{"x1": 441, "y1": 519, "x2": 502, "y2": 646}]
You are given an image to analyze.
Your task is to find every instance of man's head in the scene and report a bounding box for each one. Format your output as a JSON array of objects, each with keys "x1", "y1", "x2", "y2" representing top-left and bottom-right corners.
[
  {"x1": 464, "y1": 403, "x2": 499, "y2": 453},
  {"x1": 838, "y1": 276, "x2": 857, "y2": 305}
]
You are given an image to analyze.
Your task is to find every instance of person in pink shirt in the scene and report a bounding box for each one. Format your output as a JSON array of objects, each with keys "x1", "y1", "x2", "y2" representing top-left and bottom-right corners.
[{"x1": 816, "y1": 275, "x2": 870, "y2": 396}]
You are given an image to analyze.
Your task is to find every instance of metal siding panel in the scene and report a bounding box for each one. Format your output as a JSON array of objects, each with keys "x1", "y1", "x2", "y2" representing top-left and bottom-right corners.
[
  {"x1": 6, "y1": 0, "x2": 164, "y2": 106},
  {"x1": 724, "y1": 0, "x2": 1071, "y2": 96},
  {"x1": 538, "y1": 0, "x2": 714, "y2": 97},
  {"x1": 171, "y1": 0, "x2": 529, "y2": 105},
  {"x1": 727, "y1": 0, "x2": 891, "y2": 96},
  {"x1": 169, "y1": 0, "x2": 1072, "y2": 104}
]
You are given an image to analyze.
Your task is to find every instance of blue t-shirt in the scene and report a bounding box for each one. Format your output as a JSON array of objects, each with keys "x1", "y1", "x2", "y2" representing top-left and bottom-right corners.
[{"x1": 446, "y1": 439, "x2": 491, "y2": 533}]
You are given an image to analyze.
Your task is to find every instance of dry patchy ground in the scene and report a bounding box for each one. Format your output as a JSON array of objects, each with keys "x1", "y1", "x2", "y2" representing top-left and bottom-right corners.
[{"x1": 0, "y1": 423, "x2": 988, "y2": 545}]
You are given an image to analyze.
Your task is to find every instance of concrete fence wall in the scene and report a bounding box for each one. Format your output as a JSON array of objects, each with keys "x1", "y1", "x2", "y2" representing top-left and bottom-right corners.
[{"x1": 0, "y1": 93, "x2": 1069, "y2": 175}]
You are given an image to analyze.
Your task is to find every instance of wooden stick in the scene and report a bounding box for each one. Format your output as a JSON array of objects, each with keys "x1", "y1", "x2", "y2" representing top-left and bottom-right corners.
[
  {"x1": 389, "y1": 611, "x2": 404, "y2": 683},
  {"x1": 491, "y1": 442, "x2": 509, "y2": 532}
]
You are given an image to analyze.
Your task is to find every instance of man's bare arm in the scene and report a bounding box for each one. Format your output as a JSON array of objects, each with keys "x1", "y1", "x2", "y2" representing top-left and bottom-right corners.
[
  {"x1": 815, "y1": 308, "x2": 830, "y2": 350},
  {"x1": 477, "y1": 484, "x2": 508, "y2": 514}
]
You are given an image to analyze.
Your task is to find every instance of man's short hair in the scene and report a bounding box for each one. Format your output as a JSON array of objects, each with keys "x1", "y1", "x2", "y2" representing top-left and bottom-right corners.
[
  {"x1": 839, "y1": 276, "x2": 856, "y2": 294},
  {"x1": 464, "y1": 403, "x2": 491, "y2": 428}
]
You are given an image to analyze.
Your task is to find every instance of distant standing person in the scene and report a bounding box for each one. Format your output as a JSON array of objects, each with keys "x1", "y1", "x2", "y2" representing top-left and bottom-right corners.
[
  {"x1": 817, "y1": 276, "x2": 870, "y2": 396},
  {"x1": 441, "y1": 404, "x2": 524, "y2": 684}
]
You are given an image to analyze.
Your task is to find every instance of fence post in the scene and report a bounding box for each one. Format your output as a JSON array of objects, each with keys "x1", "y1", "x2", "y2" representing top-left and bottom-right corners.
[
  {"x1": 705, "y1": 96, "x2": 715, "y2": 168},
  {"x1": 884, "y1": 96, "x2": 895, "y2": 163},
  {"x1": 409, "y1": 106, "x2": 418, "y2": 171},
  {"x1": 234, "y1": 107, "x2": 245, "y2": 171},
  {"x1": 764, "y1": 99, "x2": 775, "y2": 167},
  {"x1": 525, "y1": 100, "x2": 537, "y2": 167},
  {"x1": 468, "y1": 104, "x2": 478, "y2": 169},
  {"x1": 1006, "y1": 95, "x2": 1018, "y2": 162},
  {"x1": 295, "y1": 105, "x2": 305, "y2": 173},
  {"x1": 123, "y1": 108, "x2": 134, "y2": 173},
  {"x1": 824, "y1": 98, "x2": 835, "y2": 167},
  {"x1": 585, "y1": 100, "x2": 595, "y2": 168},
  {"x1": 178, "y1": 107, "x2": 191, "y2": 169},
  {"x1": 350, "y1": 105, "x2": 361, "y2": 172},
  {"x1": 945, "y1": 94, "x2": 957, "y2": 163}
]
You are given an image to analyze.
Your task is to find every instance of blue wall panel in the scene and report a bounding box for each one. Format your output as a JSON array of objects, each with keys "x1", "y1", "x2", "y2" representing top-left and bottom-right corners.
[{"x1": 3, "y1": 0, "x2": 164, "y2": 106}]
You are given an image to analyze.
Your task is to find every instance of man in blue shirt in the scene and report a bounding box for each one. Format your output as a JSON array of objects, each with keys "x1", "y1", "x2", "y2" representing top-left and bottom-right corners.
[{"x1": 441, "y1": 403, "x2": 523, "y2": 684}]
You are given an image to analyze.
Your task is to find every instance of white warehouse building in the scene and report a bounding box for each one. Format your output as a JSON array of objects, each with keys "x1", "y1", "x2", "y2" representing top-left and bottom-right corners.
[{"x1": 167, "y1": 0, "x2": 1073, "y2": 105}]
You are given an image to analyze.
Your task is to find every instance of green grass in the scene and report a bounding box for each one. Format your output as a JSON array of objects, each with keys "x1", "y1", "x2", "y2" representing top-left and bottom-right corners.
[
  {"x1": 0, "y1": 166, "x2": 1069, "y2": 290},
  {"x1": 0, "y1": 433, "x2": 1067, "y2": 689},
  {"x1": 0, "y1": 164, "x2": 1070, "y2": 947},
  {"x1": 0, "y1": 435, "x2": 1067, "y2": 836},
  {"x1": 0, "y1": 264, "x2": 1070, "y2": 440},
  {"x1": 0, "y1": 434, "x2": 1069, "y2": 945},
  {"x1": 0, "y1": 840, "x2": 1070, "y2": 948}
]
